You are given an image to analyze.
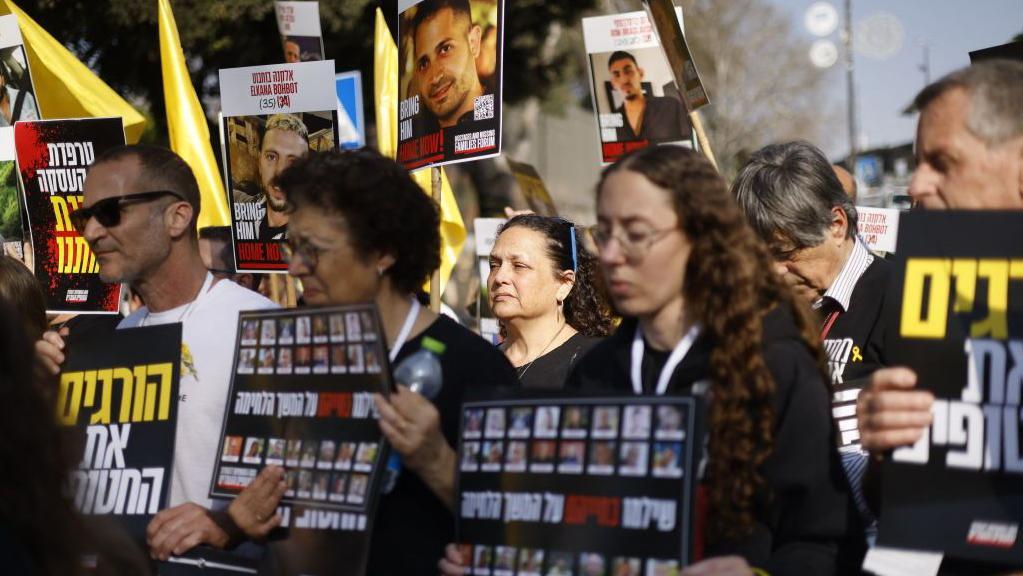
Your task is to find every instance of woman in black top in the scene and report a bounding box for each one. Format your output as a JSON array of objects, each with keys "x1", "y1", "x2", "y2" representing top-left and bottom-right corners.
[
  {"x1": 226, "y1": 149, "x2": 518, "y2": 575},
  {"x1": 487, "y1": 215, "x2": 614, "y2": 388},
  {"x1": 569, "y1": 146, "x2": 862, "y2": 575}
]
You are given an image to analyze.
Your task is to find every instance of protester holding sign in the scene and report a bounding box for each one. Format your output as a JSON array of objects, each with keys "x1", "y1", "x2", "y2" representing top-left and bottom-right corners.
[
  {"x1": 488, "y1": 214, "x2": 614, "y2": 388},
  {"x1": 256, "y1": 148, "x2": 517, "y2": 574},
  {"x1": 568, "y1": 145, "x2": 862, "y2": 574},
  {"x1": 854, "y1": 59, "x2": 1023, "y2": 572},
  {"x1": 34, "y1": 145, "x2": 277, "y2": 562},
  {"x1": 858, "y1": 60, "x2": 1023, "y2": 461}
]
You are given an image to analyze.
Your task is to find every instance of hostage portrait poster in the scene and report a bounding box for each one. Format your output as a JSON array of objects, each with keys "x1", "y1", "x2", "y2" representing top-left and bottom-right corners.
[
  {"x1": 397, "y1": 0, "x2": 504, "y2": 171},
  {"x1": 457, "y1": 391, "x2": 700, "y2": 575},
  {"x1": 582, "y1": 9, "x2": 693, "y2": 165},
  {"x1": 219, "y1": 59, "x2": 339, "y2": 272},
  {"x1": 14, "y1": 117, "x2": 126, "y2": 314},
  {"x1": 209, "y1": 305, "x2": 393, "y2": 575},
  {"x1": 274, "y1": 1, "x2": 325, "y2": 63}
]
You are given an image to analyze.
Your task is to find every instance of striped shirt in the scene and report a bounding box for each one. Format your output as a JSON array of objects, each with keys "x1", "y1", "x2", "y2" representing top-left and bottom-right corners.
[
  {"x1": 813, "y1": 237, "x2": 875, "y2": 314},
  {"x1": 816, "y1": 237, "x2": 878, "y2": 540}
]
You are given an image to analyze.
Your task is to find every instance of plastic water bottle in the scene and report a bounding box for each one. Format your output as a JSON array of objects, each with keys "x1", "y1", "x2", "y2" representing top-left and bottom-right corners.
[{"x1": 381, "y1": 336, "x2": 446, "y2": 494}]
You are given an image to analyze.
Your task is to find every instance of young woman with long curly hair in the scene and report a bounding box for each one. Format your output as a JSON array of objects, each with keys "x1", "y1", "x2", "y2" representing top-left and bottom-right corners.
[
  {"x1": 488, "y1": 214, "x2": 615, "y2": 388},
  {"x1": 566, "y1": 145, "x2": 862, "y2": 575}
]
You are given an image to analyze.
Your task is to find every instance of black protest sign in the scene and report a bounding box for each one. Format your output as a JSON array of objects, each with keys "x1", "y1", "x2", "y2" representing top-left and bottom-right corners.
[
  {"x1": 878, "y1": 211, "x2": 1023, "y2": 564},
  {"x1": 457, "y1": 392, "x2": 698, "y2": 575},
  {"x1": 58, "y1": 323, "x2": 181, "y2": 545},
  {"x1": 210, "y1": 305, "x2": 391, "y2": 575},
  {"x1": 15, "y1": 117, "x2": 126, "y2": 313}
]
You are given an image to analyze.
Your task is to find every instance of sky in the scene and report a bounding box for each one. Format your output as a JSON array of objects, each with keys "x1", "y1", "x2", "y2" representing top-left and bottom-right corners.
[{"x1": 769, "y1": 0, "x2": 1022, "y2": 157}]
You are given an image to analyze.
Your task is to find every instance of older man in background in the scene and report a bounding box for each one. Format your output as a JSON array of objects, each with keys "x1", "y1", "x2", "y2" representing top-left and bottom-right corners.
[{"x1": 733, "y1": 140, "x2": 892, "y2": 538}]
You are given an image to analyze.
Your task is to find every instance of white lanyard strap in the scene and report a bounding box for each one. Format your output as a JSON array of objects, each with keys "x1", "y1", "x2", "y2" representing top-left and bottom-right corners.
[
  {"x1": 388, "y1": 298, "x2": 421, "y2": 363},
  {"x1": 630, "y1": 322, "x2": 701, "y2": 396}
]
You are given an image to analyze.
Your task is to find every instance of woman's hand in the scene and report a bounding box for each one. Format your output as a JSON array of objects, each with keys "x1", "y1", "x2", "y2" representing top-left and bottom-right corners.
[
  {"x1": 375, "y1": 386, "x2": 447, "y2": 473},
  {"x1": 374, "y1": 387, "x2": 457, "y2": 508},
  {"x1": 227, "y1": 465, "x2": 287, "y2": 540}
]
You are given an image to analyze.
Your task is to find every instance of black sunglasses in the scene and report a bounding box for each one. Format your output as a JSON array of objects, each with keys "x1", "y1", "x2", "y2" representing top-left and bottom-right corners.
[{"x1": 69, "y1": 190, "x2": 186, "y2": 233}]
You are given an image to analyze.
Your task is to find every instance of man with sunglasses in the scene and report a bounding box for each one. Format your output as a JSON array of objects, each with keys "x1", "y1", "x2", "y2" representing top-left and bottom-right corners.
[{"x1": 36, "y1": 144, "x2": 276, "y2": 561}]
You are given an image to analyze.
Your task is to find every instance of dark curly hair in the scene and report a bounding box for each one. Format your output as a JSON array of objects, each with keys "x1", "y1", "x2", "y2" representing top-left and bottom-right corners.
[
  {"x1": 599, "y1": 146, "x2": 826, "y2": 542},
  {"x1": 278, "y1": 149, "x2": 441, "y2": 295},
  {"x1": 0, "y1": 301, "x2": 81, "y2": 574},
  {"x1": 498, "y1": 215, "x2": 614, "y2": 337}
]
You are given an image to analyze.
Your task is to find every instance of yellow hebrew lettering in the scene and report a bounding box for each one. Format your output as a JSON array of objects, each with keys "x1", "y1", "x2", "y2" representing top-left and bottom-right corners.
[
  {"x1": 57, "y1": 372, "x2": 84, "y2": 425},
  {"x1": 132, "y1": 365, "x2": 150, "y2": 422},
  {"x1": 149, "y1": 363, "x2": 174, "y2": 421},
  {"x1": 56, "y1": 236, "x2": 67, "y2": 274},
  {"x1": 50, "y1": 196, "x2": 70, "y2": 232},
  {"x1": 1012, "y1": 260, "x2": 1023, "y2": 280},
  {"x1": 901, "y1": 258, "x2": 951, "y2": 339},
  {"x1": 88, "y1": 369, "x2": 113, "y2": 425},
  {"x1": 971, "y1": 259, "x2": 1009, "y2": 339},
  {"x1": 952, "y1": 259, "x2": 977, "y2": 314},
  {"x1": 116, "y1": 367, "x2": 136, "y2": 422}
]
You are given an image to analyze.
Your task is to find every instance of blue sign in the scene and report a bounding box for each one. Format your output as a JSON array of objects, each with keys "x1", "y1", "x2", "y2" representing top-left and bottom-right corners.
[
  {"x1": 335, "y1": 71, "x2": 365, "y2": 150},
  {"x1": 855, "y1": 154, "x2": 882, "y2": 187}
]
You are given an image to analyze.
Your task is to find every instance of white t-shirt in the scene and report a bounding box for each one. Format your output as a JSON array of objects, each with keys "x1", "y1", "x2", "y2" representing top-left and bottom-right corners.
[{"x1": 119, "y1": 275, "x2": 277, "y2": 508}]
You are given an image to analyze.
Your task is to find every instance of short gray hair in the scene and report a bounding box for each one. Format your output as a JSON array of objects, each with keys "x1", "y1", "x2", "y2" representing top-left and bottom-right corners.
[
  {"x1": 731, "y1": 141, "x2": 857, "y2": 251},
  {"x1": 913, "y1": 59, "x2": 1023, "y2": 146}
]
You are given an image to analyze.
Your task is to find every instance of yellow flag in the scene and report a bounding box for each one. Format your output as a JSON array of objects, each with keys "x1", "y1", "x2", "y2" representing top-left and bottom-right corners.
[
  {"x1": 374, "y1": 8, "x2": 466, "y2": 295},
  {"x1": 0, "y1": 1, "x2": 146, "y2": 142},
  {"x1": 158, "y1": 0, "x2": 229, "y2": 228}
]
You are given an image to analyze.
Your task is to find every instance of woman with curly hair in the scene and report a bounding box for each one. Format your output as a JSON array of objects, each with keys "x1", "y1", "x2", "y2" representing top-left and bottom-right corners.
[
  {"x1": 488, "y1": 214, "x2": 614, "y2": 388},
  {"x1": 567, "y1": 145, "x2": 861, "y2": 574}
]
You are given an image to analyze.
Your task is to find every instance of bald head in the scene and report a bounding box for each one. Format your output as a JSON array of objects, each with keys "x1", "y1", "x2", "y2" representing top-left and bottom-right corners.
[{"x1": 832, "y1": 164, "x2": 857, "y2": 201}]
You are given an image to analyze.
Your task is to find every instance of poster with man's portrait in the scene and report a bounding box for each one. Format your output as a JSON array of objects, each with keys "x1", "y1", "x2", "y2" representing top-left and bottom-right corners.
[
  {"x1": 218, "y1": 60, "x2": 339, "y2": 272},
  {"x1": 582, "y1": 10, "x2": 693, "y2": 165},
  {"x1": 0, "y1": 14, "x2": 40, "y2": 128},
  {"x1": 397, "y1": 0, "x2": 504, "y2": 171},
  {"x1": 274, "y1": 1, "x2": 325, "y2": 63}
]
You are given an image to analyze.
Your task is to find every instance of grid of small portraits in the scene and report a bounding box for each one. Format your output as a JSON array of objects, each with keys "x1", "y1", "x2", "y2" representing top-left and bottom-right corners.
[
  {"x1": 236, "y1": 311, "x2": 382, "y2": 376},
  {"x1": 459, "y1": 545, "x2": 680, "y2": 576},
  {"x1": 460, "y1": 403, "x2": 687, "y2": 478},
  {"x1": 217, "y1": 436, "x2": 379, "y2": 507}
]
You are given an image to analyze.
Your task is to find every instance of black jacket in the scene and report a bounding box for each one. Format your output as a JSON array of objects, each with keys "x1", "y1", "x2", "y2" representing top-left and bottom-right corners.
[
  {"x1": 566, "y1": 306, "x2": 865, "y2": 575},
  {"x1": 823, "y1": 256, "x2": 892, "y2": 385}
]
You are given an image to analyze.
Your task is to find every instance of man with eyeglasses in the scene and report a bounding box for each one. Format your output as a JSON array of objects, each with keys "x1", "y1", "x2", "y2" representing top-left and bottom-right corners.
[
  {"x1": 36, "y1": 144, "x2": 276, "y2": 561},
  {"x1": 731, "y1": 141, "x2": 891, "y2": 549}
]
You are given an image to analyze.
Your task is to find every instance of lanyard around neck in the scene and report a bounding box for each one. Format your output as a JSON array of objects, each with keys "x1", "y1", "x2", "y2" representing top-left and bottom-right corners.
[
  {"x1": 630, "y1": 322, "x2": 701, "y2": 396},
  {"x1": 388, "y1": 298, "x2": 421, "y2": 363}
]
